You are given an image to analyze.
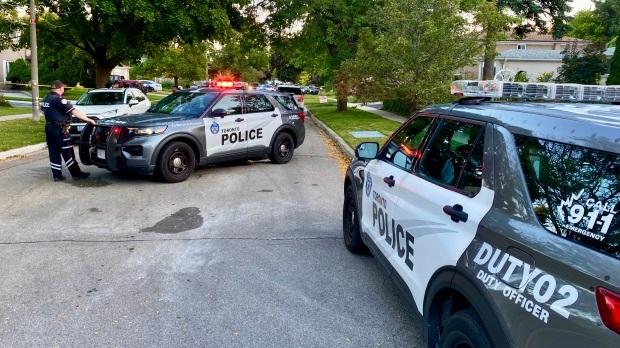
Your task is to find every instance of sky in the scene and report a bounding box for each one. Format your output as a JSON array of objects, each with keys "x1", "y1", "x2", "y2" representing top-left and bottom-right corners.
[{"x1": 571, "y1": 0, "x2": 594, "y2": 14}]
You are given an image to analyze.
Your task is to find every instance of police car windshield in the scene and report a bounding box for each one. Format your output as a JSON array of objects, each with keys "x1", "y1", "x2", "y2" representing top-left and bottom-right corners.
[
  {"x1": 150, "y1": 91, "x2": 218, "y2": 117},
  {"x1": 76, "y1": 91, "x2": 124, "y2": 105}
]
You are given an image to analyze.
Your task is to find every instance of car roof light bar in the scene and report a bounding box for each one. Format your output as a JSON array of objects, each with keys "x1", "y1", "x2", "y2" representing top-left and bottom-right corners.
[{"x1": 451, "y1": 80, "x2": 620, "y2": 103}]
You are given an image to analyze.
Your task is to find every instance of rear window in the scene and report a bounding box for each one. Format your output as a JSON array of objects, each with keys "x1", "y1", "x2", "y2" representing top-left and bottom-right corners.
[
  {"x1": 272, "y1": 94, "x2": 299, "y2": 110},
  {"x1": 277, "y1": 86, "x2": 302, "y2": 95},
  {"x1": 516, "y1": 135, "x2": 620, "y2": 258}
]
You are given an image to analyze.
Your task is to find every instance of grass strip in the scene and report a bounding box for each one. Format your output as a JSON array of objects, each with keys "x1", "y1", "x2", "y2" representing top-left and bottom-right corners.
[
  {"x1": 309, "y1": 106, "x2": 401, "y2": 150},
  {"x1": 0, "y1": 106, "x2": 32, "y2": 116},
  {"x1": 0, "y1": 118, "x2": 46, "y2": 152}
]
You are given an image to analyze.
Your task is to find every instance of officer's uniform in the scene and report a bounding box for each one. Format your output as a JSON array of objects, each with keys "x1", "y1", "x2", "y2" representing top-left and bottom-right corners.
[{"x1": 40, "y1": 83, "x2": 87, "y2": 180}]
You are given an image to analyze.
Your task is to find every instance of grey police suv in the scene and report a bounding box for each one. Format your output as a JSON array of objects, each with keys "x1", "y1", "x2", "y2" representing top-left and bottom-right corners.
[
  {"x1": 343, "y1": 81, "x2": 620, "y2": 347},
  {"x1": 79, "y1": 87, "x2": 306, "y2": 183}
]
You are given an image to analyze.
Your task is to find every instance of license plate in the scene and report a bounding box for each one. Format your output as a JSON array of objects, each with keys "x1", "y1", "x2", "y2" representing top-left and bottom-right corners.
[
  {"x1": 97, "y1": 149, "x2": 106, "y2": 159},
  {"x1": 77, "y1": 125, "x2": 84, "y2": 132}
]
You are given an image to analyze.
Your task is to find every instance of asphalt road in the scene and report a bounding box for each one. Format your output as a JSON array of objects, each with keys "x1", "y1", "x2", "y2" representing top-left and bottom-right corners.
[{"x1": 0, "y1": 119, "x2": 425, "y2": 347}]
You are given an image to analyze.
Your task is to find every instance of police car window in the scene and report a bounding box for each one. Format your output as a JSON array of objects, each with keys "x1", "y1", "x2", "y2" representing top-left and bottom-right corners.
[
  {"x1": 272, "y1": 95, "x2": 298, "y2": 110},
  {"x1": 211, "y1": 95, "x2": 243, "y2": 115},
  {"x1": 245, "y1": 95, "x2": 274, "y2": 113},
  {"x1": 418, "y1": 119, "x2": 484, "y2": 192},
  {"x1": 76, "y1": 92, "x2": 123, "y2": 106},
  {"x1": 515, "y1": 135, "x2": 620, "y2": 259},
  {"x1": 380, "y1": 115, "x2": 434, "y2": 172},
  {"x1": 150, "y1": 92, "x2": 218, "y2": 117}
]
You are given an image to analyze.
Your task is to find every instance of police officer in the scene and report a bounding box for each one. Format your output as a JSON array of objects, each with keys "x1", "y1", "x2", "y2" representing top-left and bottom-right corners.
[{"x1": 41, "y1": 80, "x2": 96, "y2": 182}]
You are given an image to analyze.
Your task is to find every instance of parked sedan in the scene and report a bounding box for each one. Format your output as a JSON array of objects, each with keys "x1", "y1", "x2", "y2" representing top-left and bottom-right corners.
[
  {"x1": 69, "y1": 88, "x2": 151, "y2": 138},
  {"x1": 140, "y1": 80, "x2": 163, "y2": 92}
]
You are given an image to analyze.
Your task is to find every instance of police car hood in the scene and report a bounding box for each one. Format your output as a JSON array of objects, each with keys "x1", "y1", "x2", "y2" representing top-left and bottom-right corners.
[
  {"x1": 74, "y1": 104, "x2": 129, "y2": 116},
  {"x1": 98, "y1": 113, "x2": 192, "y2": 125}
]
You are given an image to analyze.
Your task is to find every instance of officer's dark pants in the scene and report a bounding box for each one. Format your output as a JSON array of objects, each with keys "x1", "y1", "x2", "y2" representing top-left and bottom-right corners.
[{"x1": 45, "y1": 123, "x2": 83, "y2": 179}]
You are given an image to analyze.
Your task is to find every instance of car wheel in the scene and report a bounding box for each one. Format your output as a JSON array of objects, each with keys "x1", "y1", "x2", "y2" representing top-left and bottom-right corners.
[
  {"x1": 155, "y1": 141, "x2": 195, "y2": 183},
  {"x1": 268, "y1": 132, "x2": 294, "y2": 164},
  {"x1": 147, "y1": 86, "x2": 154, "y2": 92},
  {"x1": 343, "y1": 185, "x2": 368, "y2": 253},
  {"x1": 439, "y1": 310, "x2": 493, "y2": 348}
]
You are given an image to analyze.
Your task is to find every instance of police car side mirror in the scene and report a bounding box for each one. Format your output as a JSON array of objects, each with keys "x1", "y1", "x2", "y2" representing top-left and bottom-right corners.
[
  {"x1": 211, "y1": 108, "x2": 227, "y2": 118},
  {"x1": 355, "y1": 142, "x2": 379, "y2": 160},
  {"x1": 128, "y1": 99, "x2": 139, "y2": 107}
]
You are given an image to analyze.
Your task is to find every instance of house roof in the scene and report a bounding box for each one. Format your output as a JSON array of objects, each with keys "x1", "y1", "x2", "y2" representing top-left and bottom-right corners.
[
  {"x1": 499, "y1": 49, "x2": 564, "y2": 60},
  {"x1": 498, "y1": 47, "x2": 616, "y2": 60}
]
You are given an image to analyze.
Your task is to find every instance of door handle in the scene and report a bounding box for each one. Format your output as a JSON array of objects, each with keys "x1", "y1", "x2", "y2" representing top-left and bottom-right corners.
[
  {"x1": 271, "y1": 113, "x2": 278, "y2": 117},
  {"x1": 235, "y1": 118, "x2": 244, "y2": 122},
  {"x1": 383, "y1": 175, "x2": 395, "y2": 187},
  {"x1": 443, "y1": 204, "x2": 468, "y2": 223}
]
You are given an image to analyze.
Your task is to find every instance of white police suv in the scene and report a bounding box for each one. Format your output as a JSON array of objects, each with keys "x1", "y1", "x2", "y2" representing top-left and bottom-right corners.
[
  {"x1": 343, "y1": 80, "x2": 620, "y2": 347},
  {"x1": 79, "y1": 84, "x2": 306, "y2": 183}
]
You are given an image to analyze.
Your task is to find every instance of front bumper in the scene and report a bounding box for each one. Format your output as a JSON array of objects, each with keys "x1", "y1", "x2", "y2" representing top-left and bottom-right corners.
[{"x1": 80, "y1": 124, "x2": 159, "y2": 175}]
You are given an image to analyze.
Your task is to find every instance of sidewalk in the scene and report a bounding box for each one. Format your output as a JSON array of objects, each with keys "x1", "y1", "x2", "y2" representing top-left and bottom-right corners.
[{"x1": 309, "y1": 101, "x2": 408, "y2": 159}]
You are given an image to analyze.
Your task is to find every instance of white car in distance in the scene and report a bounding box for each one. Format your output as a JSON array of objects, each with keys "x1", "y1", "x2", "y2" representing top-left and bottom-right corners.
[
  {"x1": 139, "y1": 80, "x2": 163, "y2": 92},
  {"x1": 69, "y1": 88, "x2": 151, "y2": 138}
]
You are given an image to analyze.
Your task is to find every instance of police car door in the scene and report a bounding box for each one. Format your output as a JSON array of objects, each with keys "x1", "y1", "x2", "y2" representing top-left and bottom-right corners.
[
  {"x1": 360, "y1": 115, "x2": 437, "y2": 273},
  {"x1": 391, "y1": 117, "x2": 494, "y2": 314},
  {"x1": 243, "y1": 93, "x2": 281, "y2": 153},
  {"x1": 204, "y1": 94, "x2": 248, "y2": 159}
]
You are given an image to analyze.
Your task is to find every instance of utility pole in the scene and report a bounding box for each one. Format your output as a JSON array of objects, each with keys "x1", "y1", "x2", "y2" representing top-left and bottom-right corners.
[{"x1": 29, "y1": 0, "x2": 40, "y2": 122}]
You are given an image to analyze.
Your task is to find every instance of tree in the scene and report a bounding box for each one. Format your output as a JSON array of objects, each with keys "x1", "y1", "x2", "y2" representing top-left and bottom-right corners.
[
  {"x1": 556, "y1": 41, "x2": 607, "y2": 84},
  {"x1": 131, "y1": 42, "x2": 209, "y2": 86},
  {"x1": 3, "y1": 0, "x2": 249, "y2": 87},
  {"x1": 345, "y1": 0, "x2": 483, "y2": 115},
  {"x1": 606, "y1": 30, "x2": 620, "y2": 85},
  {"x1": 263, "y1": 0, "x2": 377, "y2": 87},
  {"x1": 6, "y1": 58, "x2": 31, "y2": 83},
  {"x1": 477, "y1": 0, "x2": 571, "y2": 79},
  {"x1": 593, "y1": 0, "x2": 620, "y2": 39},
  {"x1": 208, "y1": 32, "x2": 270, "y2": 82},
  {"x1": 566, "y1": 10, "x2": 606, "y2": 42}
]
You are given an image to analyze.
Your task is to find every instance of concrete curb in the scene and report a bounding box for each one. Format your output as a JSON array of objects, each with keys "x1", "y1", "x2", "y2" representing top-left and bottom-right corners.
[{"x1": 0, "y1": 142, "x2": 47, "y2": 161}]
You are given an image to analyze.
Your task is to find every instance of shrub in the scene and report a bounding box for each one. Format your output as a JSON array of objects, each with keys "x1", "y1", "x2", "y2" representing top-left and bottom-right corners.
[
  {"x1": 0, "y1": 94, "x2": 10, "y2": 107},
  {"x1": 382, "y1": 99, "x2": 409, "y2": 116},
  {"x1": 6, "y1": 59, "x2": 31, "y2": 84},
  {"x1": 537, "y1": 72, "x2": 554, "y2": 82},
  {"x1": 514, "y1": 71, "x2": 529, "y2": 82}
]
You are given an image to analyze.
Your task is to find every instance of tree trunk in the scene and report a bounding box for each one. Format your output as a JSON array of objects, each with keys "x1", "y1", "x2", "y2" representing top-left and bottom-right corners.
[
  {"x1": 95, "y1": 65, "x2": 114, "y2": 88},
  {"x1": 482, "y1": 42, "x2": 496, "y2": 80},
  {"x1": 174, "y1": 76, "x2": 179, "y2": 86},
  {"x1": 336, "y1": 98, "x2": 348, "y2": 112},
  {"x1": 483, "y1": 57, "x2": 495, "y2": 80}
]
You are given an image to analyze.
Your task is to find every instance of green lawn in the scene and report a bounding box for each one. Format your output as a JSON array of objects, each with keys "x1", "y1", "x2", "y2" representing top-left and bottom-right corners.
[
  {"x1": 0, "y1": 106, "x2": 32, "y2": 116},
  {"x1": 0, "y1": 118, "x2": 46, "y2": 152},
  {"x1": 308, "y1": 106, "x2": 401, "y2": 150}
]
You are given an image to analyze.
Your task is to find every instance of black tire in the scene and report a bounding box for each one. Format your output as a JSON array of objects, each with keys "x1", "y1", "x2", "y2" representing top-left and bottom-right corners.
[
  {"x1": 268, "y1": 132, "x2": 295, "y2": 164},
  {"x1": 343, "y1": 185, "x2": 368, "y2": 253},
  {"x1": 155, "y1": 142, "x2": 195, "y2": 183},
  {"x1": 439, "y1": 310, "x2": 494, "y2": 348}
]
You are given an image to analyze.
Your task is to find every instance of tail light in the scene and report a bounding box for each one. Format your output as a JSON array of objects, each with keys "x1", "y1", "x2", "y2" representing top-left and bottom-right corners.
[
  {"x1": 298, "y1": 112, "x2": 305, "y2": 123},
  {"x1": 596, "y1": 287, "x2": 620, "y2": 335},
  {"x1": 298, "y1": 95, "x2": 304, "y2": 103}
]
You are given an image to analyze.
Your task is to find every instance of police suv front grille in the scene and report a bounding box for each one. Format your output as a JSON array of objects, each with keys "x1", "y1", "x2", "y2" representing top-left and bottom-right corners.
[{"x1": 91, "y1": 126, "x2": 113, "y2": 146}]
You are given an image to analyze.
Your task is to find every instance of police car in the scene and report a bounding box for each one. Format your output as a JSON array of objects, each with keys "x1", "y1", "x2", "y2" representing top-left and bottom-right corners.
[
  {"x1": 78, "y1": 84, "x2": 306, "y2": 183},
  {"x1": 343, "y1": 80, "x2": 620, "y2": 347}
]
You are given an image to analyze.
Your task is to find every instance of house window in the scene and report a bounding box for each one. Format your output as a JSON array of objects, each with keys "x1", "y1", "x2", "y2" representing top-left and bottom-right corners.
[{"x1": 517, "y1": 44, "x2": 527, "y2": 50}]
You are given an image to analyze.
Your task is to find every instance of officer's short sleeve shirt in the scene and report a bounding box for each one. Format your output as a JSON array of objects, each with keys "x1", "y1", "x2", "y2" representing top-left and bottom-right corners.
[{"x1": 41, "y1": 92, "x2": 75, "y2": 123}]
